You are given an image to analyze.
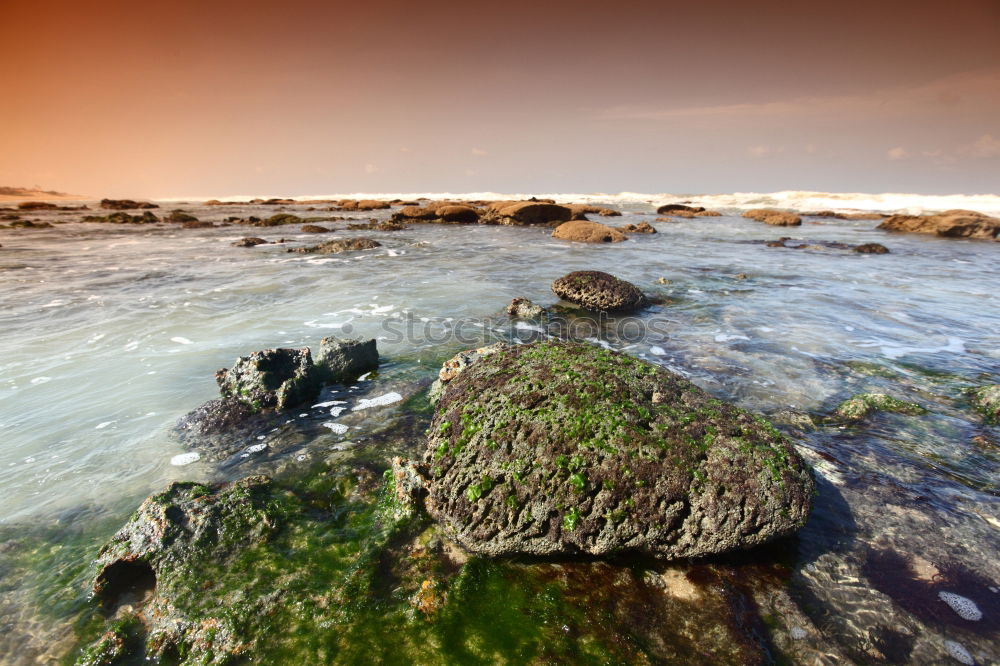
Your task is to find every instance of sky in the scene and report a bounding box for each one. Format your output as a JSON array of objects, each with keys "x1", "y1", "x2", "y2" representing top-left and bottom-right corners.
[{"x1": 1, "y1": 0, "x2": 999, "y2": 198}]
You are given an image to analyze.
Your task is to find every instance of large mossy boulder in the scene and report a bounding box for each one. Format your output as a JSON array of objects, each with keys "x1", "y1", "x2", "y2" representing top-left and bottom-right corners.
[
  {"x1": 423, "y1": 341, "x2": 814, "y2": 559},
  {"x1": 551, "y1": 270, "x2": 647, "y2": 312}
]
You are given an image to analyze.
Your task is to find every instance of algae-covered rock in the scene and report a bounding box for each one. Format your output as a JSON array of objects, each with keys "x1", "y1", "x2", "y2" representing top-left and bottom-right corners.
[
  {"x1": 315, "y1": 336, "x2": 379, "y2": 384},
  {"x1": 289, "y1": 237, "x2": 381, "y2": 254},
  {"x1": 970, "y1": 385, "x2": 1000, "y2": 423},
  {"x1": 506, "y1": 297, "x2": 547, "y2": 319},
  {"x1": 834, "y1": 393, "x2": 928, "y2": 420},
  {"x1": 215, "y1": 347, "x2": 320, "y2": 411},
  {"x1": 551, "y1": 270, "x2": 647, "y2": 313},
  {"x1": 428, "y1": 343, "x2": 510, "y2": 405},
  {"x1": 423, "y1": 341, "x2": 813, "y2": 559}
]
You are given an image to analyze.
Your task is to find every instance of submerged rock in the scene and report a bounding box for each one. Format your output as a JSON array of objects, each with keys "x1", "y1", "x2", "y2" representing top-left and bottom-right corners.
[
  {"x1": 82, "y1": 211, "x2": 160, "y2": 224},
  {"x1": 289, "y1": 237, "x2": 381, "y2": 254},
  {"x1": 552, "y1": 220, "x2": 626, "y2": 243},
  {"x1": 232, "y1": 236, "x2": 268, "y2": 247},
  {"x1": 551, "y1": 270, "x2": 647, "y2": 312},
  {"x1": 216, "y1": 347, "x2": 319, "y2": 411},
  {"x1": 743, "y1": 209, "x2": 802, "y2": 226},
  {"x1": 834, "y1": 393, "x2": 928, "y2": 420},
  {"x1": 506, "y1": 297, "x2": 547, "y2": 319},
  {"x1": 854, "y1": 243, "x2": 890, "y2": 254},
  {"x1": 877, "y1": 209, "x2": 1000, "y2": 240},
  {"x1": 657, "y1": 204, "x2": 704, "y2": 214},
  {"x1": 165, "y1": 210, "x2": 198, "y2": 223},
  {"x1": 423, "y1": 341, "x2": 814, "y2": 559},
  {"x1": 970, "y1": 385, "x2": 1000, "y2": 423},
  {"x1": 301, "y1": 224, "x2": 332, "y2": 233}
]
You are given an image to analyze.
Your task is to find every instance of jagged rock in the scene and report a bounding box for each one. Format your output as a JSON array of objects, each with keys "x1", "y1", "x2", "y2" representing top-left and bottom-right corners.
[
  {"x1": 854, "y1": 243, "x2": 890, "y2": 254},
  {"x1": 551, "y1": 220, "x2": 626, "y2": 243},
  {"x1": 506, "y1": 298, "x2": 547, "y2": 319},
  {"x1": 100, "y1": 199, "x2": 158, "y2": 210},
  {"x1": 215, "y1": 347, "x2": 320, "y2": 411},
  {"x1": 289, "y1": 238, "x2": 381, "y2": 254},
  {"x1": 877, "y1": 209, "x2": 1000, "y2": 240},
  {"x1": 622, "y1": 221, "x2": 657, "y2": 234},
  {"x1": 743, "y1": 209, "x2": 802, "y2": 226},
  {"x1": 834, "y1": 393, "x2": 927, "y2": 420},
  {"x1": 423, "y1": 341, "x2": 814, "y2": 559},
  {"x1": 315, "y1": 337, "x2": 379, "y2": 384},
  {"x1": 551, "y1": 270, "x2": 647, "y2": 312},
  {"x1": 428, "y1": 343, "x2": 510, "y2": 405},
  {"x1": 233, "y1": 237, "x2": 268, "y2": 247}
]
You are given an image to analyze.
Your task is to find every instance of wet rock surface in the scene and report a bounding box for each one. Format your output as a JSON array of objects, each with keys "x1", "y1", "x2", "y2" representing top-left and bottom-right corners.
[
  {"x1": 970, "y1": 385, "x2": 1000, "y2": 423},
  {"x1": 99, "y1": 199, "x2": 159, "y2": 210},
  {"x1": 290, "y1": 237, "x2": 381, "y2": 254},
  {"x1": 834, "y1": 393, "x2": 928, "y2": 420},
  {"x1": 506, "y1": 297, "x2": 547, "y2": 319},
  {"x1": 551, "y1": 270, "x2": 647, "y2": 312},
  {"x1": 878, "y1": 209, "x2": 1000, "y2": 240},
  {"x1": 216, "y1": 347, "x2": 319, "y2": 411},
  {"x1": 423, "y1": 341, "x2": 814, "y2": 559},
  {"x1": 743, "y1": 209, "x2": 802, "y2": 226},
  {"x1": 551, "y1": 219, "x2": 626, "y2": 243}
]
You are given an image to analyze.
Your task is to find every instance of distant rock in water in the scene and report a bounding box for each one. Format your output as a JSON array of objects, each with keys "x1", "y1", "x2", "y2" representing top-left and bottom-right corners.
[
  {"x1": 422, "y1": 341, "x2": 814, "y2": 559},
  {"x1": 100, "y1": 198, "x2": 159, "y2": 210},
  {"x1": 743, "y1": 209, "x2": 802, "y2": 226},
  {"x1": 289, "y1": 238, "x2": 381, "y2": 254},
  {"x1": 165, "y1": 210, "x2": 198, "y2": 223},
  {"x1": 854, "y1": 243, "x2": 890, "y2": 254},
  {"x1": 551, "y1": 220, "x2": 626, "y2": 243},
  {"x1": 622, "y1": 221, "x2": 657, "y2": 234},
  {"x1": 435, "y1": 205, "x2": 480, "y2": 223},
  {"x1": 487, "y1": 201, "x2": 574, "y2": 226},
  {"x1": 877, "y1": 209, "x2": 1000, "y2": 240},
  {"x1": 656, "y1": 204, "x2": 704, "y2": 214},
  {"x1": 251, "y1": 213, "x2": 302, "y2": 227},
  {"x1": 83, "y1": 211, "x2": 160, "y2": 224},
  {"x1": 301, "y1": 224, "x2": 332, "y2": 233},
  {"x1": 552, "y1": 270, "x2": 647, "y2": 312},
  {"x1": 232, "y1": 236, "x2": 268, "y2": 247}
]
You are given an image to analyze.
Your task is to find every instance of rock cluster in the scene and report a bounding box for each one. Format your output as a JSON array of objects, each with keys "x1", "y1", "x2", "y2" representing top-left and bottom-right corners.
[
  {"x1": 100, "y1": 199, "x2": 158, "y2": 210},
  {"x1": 877, "y1": 209, "x2": 1000, "y2": 240},
  {"x1": 289, "y1": 238, "x2": 381, "y2": 254}
]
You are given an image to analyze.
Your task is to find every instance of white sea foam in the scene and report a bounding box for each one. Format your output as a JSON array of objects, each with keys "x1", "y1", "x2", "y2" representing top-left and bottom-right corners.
[
  {"x1": 938, "y1": 591, "x2": 983, "y2": 621},
  {"x1": 312, "y1": 400, "x2": 347, "y2": 408},
  {"x1": 95, "y1": 421, "x2": 115, "y2": 429},
  {"x1": 944, "y1": 640, "x2": 974, "y2": 665},
  {"x1": 650, "y1": 346, "x2": 667, "y2": 356},
  {"x1": 170, "y1": 452, "x2": 200, "y2": 466},
  {"x1": 170, "y1": 337, "x2": 193, "y2": 345},
  {"x1": 322, "y1": 422, "x2": 349, "y2": 434},
  {"x1": 30, "y1": 377, "x2": 52, "y2": 385},
  {"x1": 353, "y1": 392, "x2": 403, "y2": 410},
  {"x1": 329, "y1": 406, "x2": 347, "y2": 417}
]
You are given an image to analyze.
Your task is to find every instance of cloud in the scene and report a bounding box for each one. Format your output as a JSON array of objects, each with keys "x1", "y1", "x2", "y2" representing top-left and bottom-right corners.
[
  {"x1": 595, "y1": 67, "x2": 1000, "y2": 125},
  {"x1": 364, "y1": 163, "x2": 379, "y2": 174},
  {"x1": 470, "y1": 148, "x2": 489, "y2": 157},
  {"x1": 969, "y1": 134, "x2": 1000, "y2": 158},
  {"x1": 887, "y1": 147, "x2": 910, "y2": 160}
]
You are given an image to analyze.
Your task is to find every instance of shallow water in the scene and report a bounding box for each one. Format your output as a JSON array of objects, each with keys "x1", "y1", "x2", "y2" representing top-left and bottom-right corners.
[{"x1": 0, "y1": 200, "x2": 998, "y2": 663}]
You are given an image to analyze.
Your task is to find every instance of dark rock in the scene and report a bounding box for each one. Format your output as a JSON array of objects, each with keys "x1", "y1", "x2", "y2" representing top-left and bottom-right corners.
[
  {"x1": 82, "y1": 211, "x2": 160, "y2": 224},
  {"x1": 233, "y1": 237, "x2": 268, "y2": 247},
  {"x1": 834, "y1": 393, "x2": 927, "y2": 420},
  {"x1": 348, "y1": 219, "x2": 408, "y2": 231},
  {"x1": 428, "y1": 343, "x2": 510, "y2": 405},
  {"x1": 253, "y1": 213, "x2": 302, "y2": 227},
  {"x1": 301, "y1": 224, "x2": 332, "y2": 233},
  {"x1": 656, "y1": 204, "x2": 705, "y2": 214},
  {"x1": 181, "y1": 220, "x2": 213, "y2": 229},
  {"x1": 289, "y1": 238, "x2": 382, "y2": 254},
  {"x1": 970, "y1": 385, "x2": 1000, "y2": 423},
  {"x1": 315, "y1": 337, "x2": 379, "y2": 384},
  {"x1": 165, "y1": 210, "x2": 198, "y2": 223},
  {"x1": 9, "y1": 220, "x2": 53, "y2": 229},
  {"x1": 877, "y1": 209, "x2": 1000, "y2": 240},
  {"x1": 488, "y1": 202, "x2": 575, "y2": 226},
  {"x1": 743, "y1": 209, "x2": 802, "y2": 226},
  {"x1": 174, "y1": 397, "x2": 264, "y2": 438},
  {"x1": 338, "y1": 199, "x2": 392, "y2": 211},
  {"x1": 552, "y1": 270, "x2": 647, "y2": 312},
  {"x1": 100, "y1": 199, "x2": 159, "y2": 210},
  {"x1": 16, "y1": 201, "x2": 58, "y2": 210},
  {"x1": 853, "y1": 243, "x2": 890, "y2": 254},
  {"x1": 552, "y1": 220, "x2": 626, "y2": 243},
  {"x1": 216, "y1": 347, "x2": 320, "y2": 411},
  {"x1": 766, "y1": 240, "x2": 786, "y2": 248},
  {"x1": 423, "y1": 341, "x2": 814, "y2": 559}
]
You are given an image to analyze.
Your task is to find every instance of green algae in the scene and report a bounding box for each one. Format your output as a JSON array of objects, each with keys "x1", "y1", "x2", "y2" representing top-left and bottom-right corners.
[
  {"x1": 970, "y1": 385, "x2": 1000, "y2": 423},
  {"x1": 834, "y1": 393, "x2": 928, "y2": 421}
]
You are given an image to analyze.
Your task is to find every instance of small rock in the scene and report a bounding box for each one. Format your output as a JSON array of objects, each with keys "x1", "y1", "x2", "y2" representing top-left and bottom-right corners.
[
  {"x1": 834, "y1": 393, "x2": 927, "y2": 420},
  {"x1": 854, "y1": 243, "x2": 890, "y2": 254},
  {"x1": 289, "y1": 238, "x2": 381, "y2": 254},
  {"x1": 301, "y1": 224, "x2": 332, "y2": 233},
  {"x1": 506, "y1": 298, "x2": 547, "y2": 319},
  {"x1": 551, "y1": 220, "x2": 627, "y2": 243},
  {"x1": 551, "y1": 270, "x2": 647, "y2": 313},
  {"x1": 233, "y1": 237, "x2": 268, "y2": 247},
  {"x1": 621, "y1": 221, "x2": 657, "y2": 234},
  {"x1": 743, "y1": 209, "x2": 802, "y2": 226}
]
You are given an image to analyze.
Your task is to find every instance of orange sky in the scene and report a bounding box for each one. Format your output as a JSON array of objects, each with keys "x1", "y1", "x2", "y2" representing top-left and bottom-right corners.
[{"x1": 1, "y1": 0, "x2": 999, "y2": 197}]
